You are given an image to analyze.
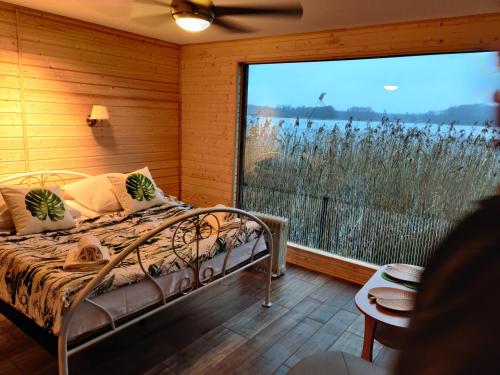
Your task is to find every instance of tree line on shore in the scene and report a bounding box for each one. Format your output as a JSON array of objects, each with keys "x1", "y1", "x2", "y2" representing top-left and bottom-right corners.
[{"x1": 247, "y1": 103, "x2": 495, "y2": 126}]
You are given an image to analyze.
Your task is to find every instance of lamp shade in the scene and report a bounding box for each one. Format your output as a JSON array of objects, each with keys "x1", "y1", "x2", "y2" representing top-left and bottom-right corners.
[
  {"x1": 89, "y1": 105, "x2": 109, "y2": 120},
  {"x1": 175, "y1": 16, "x2": 211, "y2": 32}
]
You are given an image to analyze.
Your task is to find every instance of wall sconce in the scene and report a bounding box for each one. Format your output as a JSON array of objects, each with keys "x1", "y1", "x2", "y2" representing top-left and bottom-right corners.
[{"x1": 87, "y1": 105, "x2": 109, "y2": 126}]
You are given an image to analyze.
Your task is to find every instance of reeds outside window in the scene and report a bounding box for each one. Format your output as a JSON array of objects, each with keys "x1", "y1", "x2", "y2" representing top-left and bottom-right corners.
[{"x1": 239, "y1": 52, "x2": 500, "y2": 266}]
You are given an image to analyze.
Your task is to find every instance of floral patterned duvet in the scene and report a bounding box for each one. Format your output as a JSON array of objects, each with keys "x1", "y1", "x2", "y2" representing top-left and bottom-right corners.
[{"x1": 0, "y1": 202, "x2": 262, "y2": 335}]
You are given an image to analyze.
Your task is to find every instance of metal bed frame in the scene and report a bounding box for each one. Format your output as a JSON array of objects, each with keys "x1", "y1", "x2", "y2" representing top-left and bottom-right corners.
[{"x1": 0, "y1": 171, "x2": 273, "y2": 375}]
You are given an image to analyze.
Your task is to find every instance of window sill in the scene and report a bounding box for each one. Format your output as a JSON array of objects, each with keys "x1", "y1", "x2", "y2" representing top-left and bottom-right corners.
[{"x1": 286, "y1": 242, "x2": 378, "y2": 285}]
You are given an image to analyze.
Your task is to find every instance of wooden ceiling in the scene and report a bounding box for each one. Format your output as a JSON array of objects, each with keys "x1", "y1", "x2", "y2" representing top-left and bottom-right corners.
[{"x1": 3, "y1": 0, "x2": 500, "y2": 44}]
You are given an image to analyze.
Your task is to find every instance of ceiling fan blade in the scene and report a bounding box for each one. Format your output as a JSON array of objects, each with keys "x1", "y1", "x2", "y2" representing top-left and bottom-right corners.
[
  {"x1": 212, "y1": 18, "x2": 255, "y2": 33},
  {"x1": 131, "y1": 13, "x2": 172, "y2": 27},
  {"x1": 133, "y1": 0, "x2": 171, "y2": 6},
  {"x1": 214, "y1": 3, "x2": 303, "y2": 18}
]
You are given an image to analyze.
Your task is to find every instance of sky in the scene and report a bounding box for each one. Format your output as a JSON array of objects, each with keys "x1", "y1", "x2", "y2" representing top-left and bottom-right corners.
[{"x1": 247, "y1": 52, "x2": 499, "y2": 113}]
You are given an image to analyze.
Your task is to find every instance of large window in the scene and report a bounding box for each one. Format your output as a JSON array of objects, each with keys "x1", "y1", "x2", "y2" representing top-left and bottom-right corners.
[{"x1": 239, "y1": 52, "x2": 499, "y2": 266}]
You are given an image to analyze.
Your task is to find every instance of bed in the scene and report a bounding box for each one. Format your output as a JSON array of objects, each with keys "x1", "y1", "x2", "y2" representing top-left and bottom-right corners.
[{"x1": 0, "y1": 170, "x2": 274, "y2": 375}]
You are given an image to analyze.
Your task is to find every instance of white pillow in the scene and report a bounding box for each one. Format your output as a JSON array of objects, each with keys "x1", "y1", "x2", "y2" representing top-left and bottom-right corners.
[
  {"x1": 65, "y1": 202, "x2": 82, "y2": 219},
  {"x1": 62, "y1": 174, "x2": 123, "y2": 213},
  {"x1": 65, "y1": 199, "x2": 101, "y2": 219},
  {"x1": 0, "y1": 185, "x2": 75, "y2": 235},
  {"x1": 107, "y1": 167, "x2": 167, "y2": 214},
  {"x1": 0, "y1": 194, "x2": 14, "y2": 229},
  {"x1": 0, "y1": 190, "x2": 81, "y2": 229}
]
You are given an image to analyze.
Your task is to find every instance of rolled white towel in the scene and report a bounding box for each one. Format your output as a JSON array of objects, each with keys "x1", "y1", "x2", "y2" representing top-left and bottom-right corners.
[
  {"x1": 64, "y1": 235, "x2": 111, "y2": 272},
  {"x1": 78, "y1": 235, "x2": 104, "y2": 262}
]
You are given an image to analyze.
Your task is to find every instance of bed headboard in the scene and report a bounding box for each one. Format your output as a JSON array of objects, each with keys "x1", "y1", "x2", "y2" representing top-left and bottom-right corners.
[{"x1": 0, "y1": 170, "x2": 91, "y2": 187}]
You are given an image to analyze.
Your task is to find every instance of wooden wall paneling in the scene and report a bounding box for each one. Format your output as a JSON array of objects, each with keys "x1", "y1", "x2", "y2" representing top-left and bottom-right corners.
[
  {"x1": 0, "y1": 1, "x2": 180, "y2": 196},
  {"x1": 180, "y1": 13, "x2": 500, "y2": 207},
  {"x1": 19, "y1": 53, "x2": 178, "y2": 85},
  {"x1": 18, "y1": 21, "x2": 178, "y2": 67},
  {"x1": 0, "y1": 6, "x2": 24, "y2": 178},
  {"x1": 17, "y1": 12, "x2": 178, "y2": 61},
  {"x1": 22, "y1": 91, "x2": 179, "y2": 109}
]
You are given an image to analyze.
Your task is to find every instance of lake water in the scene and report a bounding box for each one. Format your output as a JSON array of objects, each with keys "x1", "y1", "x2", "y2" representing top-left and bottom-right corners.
[{"x1": 247, "y1": 115, "x2": 499, "y2": 139}]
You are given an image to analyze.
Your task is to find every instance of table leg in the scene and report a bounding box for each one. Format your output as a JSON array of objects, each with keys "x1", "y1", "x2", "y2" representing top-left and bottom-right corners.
[{"x1": 361, "y1": 314, "x2": 376, "y2": 362}]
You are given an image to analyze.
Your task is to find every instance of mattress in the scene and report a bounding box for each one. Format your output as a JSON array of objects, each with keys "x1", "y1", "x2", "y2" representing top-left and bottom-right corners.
[
  {"x1": 0, "y1": 202, "x2": 265, "y2": 337},
  {"x1": 69, "y1": 236, "x2": 266, "y2": 340}
]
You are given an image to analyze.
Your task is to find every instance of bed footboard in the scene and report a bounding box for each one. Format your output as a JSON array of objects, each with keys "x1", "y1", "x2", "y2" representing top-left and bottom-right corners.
[{"x1": 57, "y1": 207, "x2": 273, "y2": 375}]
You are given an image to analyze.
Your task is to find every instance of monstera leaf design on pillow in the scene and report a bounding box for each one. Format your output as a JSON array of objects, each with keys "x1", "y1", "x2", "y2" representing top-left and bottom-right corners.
[
  {"x1": 25, "y1": 189, "x2": 65, "y2": 221},
  {"x1": 126, "y1": 173, "x2": 156, "y2": 201}
]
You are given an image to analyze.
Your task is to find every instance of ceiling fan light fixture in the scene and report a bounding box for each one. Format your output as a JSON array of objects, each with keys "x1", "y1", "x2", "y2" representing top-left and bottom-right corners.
[
  {"x1": 174, "y1": 14, "x2": 211, "y2": 32},
  {"x1": 171, "y1": 1, "x2": 214, "y2": 32}
]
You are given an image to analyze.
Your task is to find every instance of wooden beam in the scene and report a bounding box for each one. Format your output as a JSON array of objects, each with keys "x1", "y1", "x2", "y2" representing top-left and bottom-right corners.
[{"x1": 286, "y1": 243, "x2": 378, "y2": 285}]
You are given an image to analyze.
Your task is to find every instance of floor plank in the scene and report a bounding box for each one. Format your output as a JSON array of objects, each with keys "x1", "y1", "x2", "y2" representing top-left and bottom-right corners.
[
  {"x1": 162, "y1": 326, "x2": 246, "y2": 375},
  {"x1": 342, "y1": 299, "x2": 361, "y2": 315},
  {"x1": 205, "y1": 297, "x2": 322, "y2": 375},
  {"x1": 239, "y1": 317, "x2": 323, "y2": 375},
  {"x1": 346, "y1": 314, "x2": 365, "y2": 337},
  {"x1": 270, "y1": 277, "x2": 319, "y2": 310},
  {"x1": 0, "y1": 265, "x2": 396, "y2": 374},
  {"x1": 308, "y1": 302, "x2": 341, "y2": 324},
  {"x1": 284, "y1": 309, "x2": 358, "y2": 368},
  {"x1": 328, "y1": 330, "x2": 383, "y2": 358},
  {"x1": 222, "y1": 302, "x2": 289, "y2": 338}
]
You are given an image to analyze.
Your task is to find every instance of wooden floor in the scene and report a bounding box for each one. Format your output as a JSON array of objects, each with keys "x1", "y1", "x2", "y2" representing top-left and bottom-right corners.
[{"x1": 0, "y1": 265, "x2": 397, "y2": 374}]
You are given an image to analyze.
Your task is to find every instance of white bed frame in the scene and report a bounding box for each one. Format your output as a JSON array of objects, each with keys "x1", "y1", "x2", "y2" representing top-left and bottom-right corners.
[{"x1": 0, "y1": 170, "x2": 273, "y2": 375}]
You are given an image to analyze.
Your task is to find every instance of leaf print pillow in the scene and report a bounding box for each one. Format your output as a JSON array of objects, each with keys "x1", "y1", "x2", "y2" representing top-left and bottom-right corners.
[
  {"x1": 126, "y1": 173, "x2": 156, "y2": 201},
  {"x1": 0, "y1": 185, "x2": 75, "y2": 235},
  {"x1": 107, "y1": 167, "x2": 171, "y2": 215},
  {"x1": 25, "y1": 189, "x2": 66, "y2": 221}
]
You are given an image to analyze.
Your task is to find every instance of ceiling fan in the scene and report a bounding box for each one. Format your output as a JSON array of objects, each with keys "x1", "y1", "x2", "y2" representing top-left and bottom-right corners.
[{"x1": 133, "y1": 0, "x2": 303, "y2": 33}]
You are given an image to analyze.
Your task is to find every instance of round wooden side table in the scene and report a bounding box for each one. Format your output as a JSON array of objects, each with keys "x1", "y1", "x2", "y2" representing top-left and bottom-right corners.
[{"x1": 354, "y1": 268, "x2": 412, "y2": 361}]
